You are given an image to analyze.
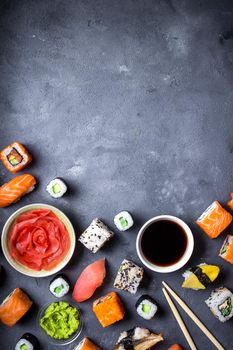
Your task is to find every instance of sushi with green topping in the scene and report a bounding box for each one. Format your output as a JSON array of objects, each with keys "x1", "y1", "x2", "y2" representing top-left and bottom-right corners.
[
  {"x1": 114, "y1": 211, "x2": 134, "y2": 231},
  {"x1": 46, "y1": 178, "x2": 67, "y2": 198},
  {"x1": 205, "y1": 287, "x2": 233, "y2": 322},
  {"x1": 49, "y1": 274, "x2": 70, "y2": 298},
  {"x1": 136, "y1": 295, "x2": 158, "y2": 320},
  {"x1": 15, "y1": 333, "x2": 39, "y2": 350}
]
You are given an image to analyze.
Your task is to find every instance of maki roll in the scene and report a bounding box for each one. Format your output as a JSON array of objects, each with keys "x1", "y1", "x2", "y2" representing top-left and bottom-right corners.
[
  {"x1": 114, "y1": 327, "x2": 163, "y2": 350},
  {"x1": 114, "y1": 211, "x2": 134, "y2": 231},
  {"x1": 182, "y1": 263, "x2": 220, "y2": 290},
  {"x1": 136, "y1": 295, "x2": 158, "y2": 320},
  {"x1": 114, "y1": 259, "x2": 144, "y2": 294},
  {"x1": 205, "y1": 287, "x2": 233, "y2": 322},
  {"x1": 46, "y1": 178, "x2": 67, "y2": 198},
  {"x1": 49, "y1": 274, "x2": 70, "y2": 298},
  {"x1": 74, "y1": 337, "x2": 101, "y2": 350},
  {"x1": 219, "y1": 235, "x2": 233, "y2": 264},
  {"x1": 15, "y1": 333, "x2": 39, "y2": 350},
  {"x1": 93, "y1": 292, "x2": 125, "y2": 327},
  {"x1": 0, "y1": 142, "x2": 32, "y2": 173}
]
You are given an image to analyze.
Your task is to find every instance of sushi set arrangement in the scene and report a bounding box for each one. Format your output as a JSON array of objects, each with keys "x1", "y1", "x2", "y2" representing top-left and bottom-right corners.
[{"x1": 0, "y1": 141, "x2": 233, "y2": 350}]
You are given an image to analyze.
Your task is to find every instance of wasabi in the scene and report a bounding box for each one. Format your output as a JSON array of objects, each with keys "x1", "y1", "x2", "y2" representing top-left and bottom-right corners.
[{"x1": 40, "y1": 301, "x2": 79, "y2": 340}]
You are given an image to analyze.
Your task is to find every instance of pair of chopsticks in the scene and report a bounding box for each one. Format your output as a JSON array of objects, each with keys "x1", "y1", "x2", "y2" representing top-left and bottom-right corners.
[{"x1": 162, "y1": 281, "x2": 225, "y2": 350}]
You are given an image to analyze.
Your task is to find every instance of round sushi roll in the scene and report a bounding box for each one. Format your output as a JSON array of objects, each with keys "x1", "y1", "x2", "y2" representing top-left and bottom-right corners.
[
  {"x1": 46, "y1": 178, "x2": 67, "y2": 198},
  {"x1": 135, "y1": 295, "x2": 158, "y2": 320},
  {"x1": 15, "y1": 333, "x2": 39, "y2": 350},
  {"x1": 49, "y1": 274, "x2": 70, "y2": 298},
  {"x1": 114, "y1": 211, "x2": 134, "y2": 231}
]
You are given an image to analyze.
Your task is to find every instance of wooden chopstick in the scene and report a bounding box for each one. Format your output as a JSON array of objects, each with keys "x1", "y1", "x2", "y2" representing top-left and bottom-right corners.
[
  {"x1": 162, "y1": 281, "x2": 225, "y2": 350},
  {"x1": 162, "y1": 288, "x2": 197, "y2": 350}
]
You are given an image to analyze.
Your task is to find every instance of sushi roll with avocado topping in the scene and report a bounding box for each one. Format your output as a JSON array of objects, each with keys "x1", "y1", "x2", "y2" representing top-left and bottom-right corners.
[
  {"x1": 205, "y1": 287, "x2": 233, "y2": 322},
  {"x1": 136, "y1": 295, "x2": 158, "y2": 320},
  {"x1": 15, "y1": 333, "x2": 39, "y2": 350},
  {"x1": 49, "y1": 275, "x2": 70, "y2": 298},
  {"x1": 46, "y1": 178, "x2": 67, "y2": 198},
  {"x1": 182, "y1": 263, "x2": 220, "y2": 290},
  {"x1": 114, "y1": 211, "x2": 134, "y2": 231}
]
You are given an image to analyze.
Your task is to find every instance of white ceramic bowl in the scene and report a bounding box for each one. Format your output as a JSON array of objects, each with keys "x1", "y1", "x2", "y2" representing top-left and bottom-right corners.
[
  {"x1": 1, "y1": 203, "x2": 76, "y2": 277},
  {"x1": 136, "y1": 215, "x2": 194, "y2": 273}
]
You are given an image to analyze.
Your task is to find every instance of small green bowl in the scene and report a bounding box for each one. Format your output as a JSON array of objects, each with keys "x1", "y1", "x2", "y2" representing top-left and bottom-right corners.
[
  {"x1": 38, "y1": 301, "x2": 83, "y2": 346},
  {"x1": 1, "y1": 203, "x2": 76, "y2": 277}
]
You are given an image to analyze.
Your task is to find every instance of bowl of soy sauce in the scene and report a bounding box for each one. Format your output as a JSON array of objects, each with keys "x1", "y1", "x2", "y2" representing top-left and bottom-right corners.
[{"x1": 136, "y1": 215, "x2": 194, "y2": 273}]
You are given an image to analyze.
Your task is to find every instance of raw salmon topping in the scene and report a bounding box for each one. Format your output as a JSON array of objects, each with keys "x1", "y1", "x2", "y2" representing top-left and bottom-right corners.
[{"x1": 9, "y1": 209, "x2": 70, "y2": 271}]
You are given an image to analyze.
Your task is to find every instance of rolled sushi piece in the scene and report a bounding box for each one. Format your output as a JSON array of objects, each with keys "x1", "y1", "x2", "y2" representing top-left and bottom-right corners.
[
  {"x1": 219, "y1": 235, "x2": 233, "y2": 264},
  {"x1": 49, "y1": 274, "x2": 70, "y2": 298},
  {"x1": 15, "y1": 333, "x2": 39, "y2": 350},
  {"x1": 114, "y1": 327, "x2": 163, "y2": 350},
  {"x1": 46, "y1": 178, "x2": 67, "y2": 198},
  {"x1": 136, "y1": 295, "x2": 158, "y2": 320},
  {"x1": 182, "y1": 263, "x2": 220, "y2": 290},
  {"x1": 114, "y1": 211, "x2": 134, "y2": 231},
  {"x1": 205, "y1": 287, "x2": 233, "y2": 322}
]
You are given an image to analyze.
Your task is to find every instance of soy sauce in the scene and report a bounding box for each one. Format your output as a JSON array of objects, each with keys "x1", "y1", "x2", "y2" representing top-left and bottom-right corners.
[{"x1": 141, "y1": 220, "x2": 187, "y2": 267}]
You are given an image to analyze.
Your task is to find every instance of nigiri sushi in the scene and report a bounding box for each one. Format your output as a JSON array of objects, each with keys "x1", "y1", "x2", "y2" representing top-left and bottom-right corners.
[
  {"x1": 114, "y1": 327, "x2": 163, "y2": 350},
  {"x1": 0, "y1": 142, "x2": 32, "y2": 173},
  {"x1": 0, "y1": 288, "x2": 32, "y2": 327},
  {"x1": 93, "y1": 292, "x2": 125, "y2": 327},
  {"x1": 74, "y1": 338, "x2": 102, "y2": 350},
  {"x1": 227, "y1": 193, "x2": 233, "y2": 211},
  {"x1": 0, "y1": 174, "x2": 36, "y2": 208},
  {"x1": 219, "y1": 235, "x2": 233, "y2": 264},
  {"x1": 196, "y1": 201, "x2": 232, "y2": 238},
  {"x1": 72, "y1": 259, "x2": 106, "y2": 303},
  {"x1": 182, "y1": 264, "x2": 220, "y2": 290},
  {"x1": 167, "y1": 345, "x2": 183, "y2": 350}
]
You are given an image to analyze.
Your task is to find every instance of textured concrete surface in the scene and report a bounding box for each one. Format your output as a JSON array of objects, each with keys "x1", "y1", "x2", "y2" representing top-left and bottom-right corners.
[{"x1": 1, "y1": 0, "x2": 233, "y2": 349}]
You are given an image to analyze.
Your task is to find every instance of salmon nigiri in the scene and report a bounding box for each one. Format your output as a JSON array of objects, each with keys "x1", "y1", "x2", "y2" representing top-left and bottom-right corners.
[
  {"x1": 0, "y1": 174, "x2": 36, "y2": 208},
  {"x1": 196, "y1": 201, "x2": 232, "y2": 238},
  {"x1": 72, "y1": 259, "x2": 106, "y2": 303}
]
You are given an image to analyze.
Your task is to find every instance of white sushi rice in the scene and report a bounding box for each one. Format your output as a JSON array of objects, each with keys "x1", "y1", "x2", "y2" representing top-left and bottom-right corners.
[
  {"x1": 136, "y1": 299, "x2": 157, "y2": 320},
  {"x1": 50, "y1": 277, "x2": 69, "y2": 298},
  {"x1": 114, "y1": 211, "x2": 134, "y2": 231},
  {"x1": 219, "y1": 235, "x2": 233, "y2": 258},
  {"x1": 205, "y1": 287, "x2": 233, "y2": 322},
  {"x1": 2, "y1": 142, "x2": 30, "y2": 170},
  {"x1": 46, "y1": 178, "x2": 67, "y2": 198},
  {"x1": 15, "y1": 339, "x2": 33, "y2": 350}
]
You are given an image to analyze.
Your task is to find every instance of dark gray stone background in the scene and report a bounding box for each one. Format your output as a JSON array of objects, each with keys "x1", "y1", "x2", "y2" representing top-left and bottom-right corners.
[{"x1": 0, "y1": 0, "x2": 233, "y2": 349}]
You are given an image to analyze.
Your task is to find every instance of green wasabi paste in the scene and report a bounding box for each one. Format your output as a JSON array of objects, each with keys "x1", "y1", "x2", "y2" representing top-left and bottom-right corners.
[{"x1": 40, "y1": 301, "x2": 79, "y2": 340}]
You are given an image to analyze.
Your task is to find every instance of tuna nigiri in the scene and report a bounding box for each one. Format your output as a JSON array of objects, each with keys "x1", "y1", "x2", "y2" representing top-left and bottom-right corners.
[
  {"x1": 196, "y1": 201, "x2": 232, "y2": 239},
  {"x1": 167, "y1": 345, "x2": 183, "y2": 350},
  {"x1": 72, "y1": 259, "x2": 106, "y2": 303},
  {"x1": 0, "y1": 288, "x2": 32, "y2": 327},
  {"x1": 0, "y1": 174, "x2": 36, "y2": 208}
]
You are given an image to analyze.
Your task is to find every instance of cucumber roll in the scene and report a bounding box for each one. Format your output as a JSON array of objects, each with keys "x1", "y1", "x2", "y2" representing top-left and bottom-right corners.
[
  {"x1": 49, "y1": 274, "x2": 70, "y2": 298},
  {"x1": 114, "y1": 211, "x2": 134, "y2": 231},
  {"x1": 46, "y1": 178, "x2": 67, "y2": 198},
  {"x1": 15, "y1": 333, "x2": 39, "y2": 350},
  {"x1": 136, "y1": 295, "x2": 158, "y2": 320}
]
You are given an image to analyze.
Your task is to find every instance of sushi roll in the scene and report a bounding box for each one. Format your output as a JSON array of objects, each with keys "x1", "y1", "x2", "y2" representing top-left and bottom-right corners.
[
  {"x1": 182, "y1": 264, "x2": 220, "y2": 290},
  {"x1": 15, "y1": 333, "x2": 39, "y2": 350},
  {"x1": 227, "y1": 192, "x2": 233, "y2": 211},
  {"x1": 114, "y1": 211, "x2": 134, "y2": 231},
  {"x1": 114, "y1": 327, "x2": 163, "y2": 350},
  {"x1": 93, "y1": 292, "x2": 125, "y2": 327},
  {"x1": 114, "y1": 259, "x2": 144, "y2": 294},
  {"x1": 46, "y1": 178, "x2": 67, "y2": 198},
  {"x1": 49, "y1": 274, "x2": 70, "y2": 298},
  {"x1": 196, "y1": 201, "x2": 232, "y2": 239},
  {"x1": 74, "y1": 337, "x2": 101, "y2": 350},
  {"x1": 136, "y1": 295, "x2": 158, "y2": 320},
  {"x1": 219, "y1": 235, "x2": 233, "y2": 264},
  {"x1": 0, "y1": 142, "x2": 32, "y2": 173},
  {"x1": 79, "y1": 219, "x2": 114, "y2": 253},
  {"x1": 205, "y1": 287, "x2": 233, "y2": 322},
  {"x1": 0, "y1": 174, "x2": 36, "y2": 208}
]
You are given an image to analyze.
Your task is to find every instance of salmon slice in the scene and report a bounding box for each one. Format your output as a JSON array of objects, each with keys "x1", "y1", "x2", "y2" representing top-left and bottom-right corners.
[
  {"x1": 75, "y1": 337, "x2": 102, "y2": 350},
  {"x1": 72, "y1": 259, "x2": 106, "y2": 303},
  {"x1": 196, "y1": 201, "x2": 232, "y2": 238},
  {"x1": 227, "y1": 193, "x2": 233, "y2": 211},
  {"x1": 0, "y1": 288, "x2": 32, "y2": 326},
  {"x1": 0, "y1": 174, "x2": 36, "y2": 208},
  {"x1": 167, "y1": 345, "x2": 183, "y2": 350}
]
